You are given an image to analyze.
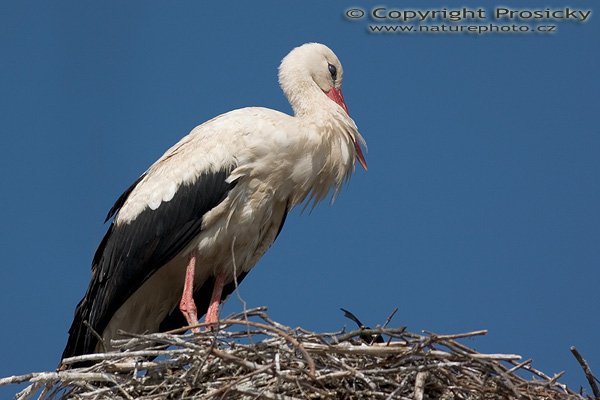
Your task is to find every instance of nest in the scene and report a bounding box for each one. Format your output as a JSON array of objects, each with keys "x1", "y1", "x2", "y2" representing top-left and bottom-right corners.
[{"x1": 2, "y1": 307, "x2": 597, "y2": 399}]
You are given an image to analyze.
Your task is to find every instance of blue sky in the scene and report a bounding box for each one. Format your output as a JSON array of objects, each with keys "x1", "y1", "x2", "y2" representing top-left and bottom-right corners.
[{"x1": 1, "y1": 0, "x2": 598, "y2": 396}]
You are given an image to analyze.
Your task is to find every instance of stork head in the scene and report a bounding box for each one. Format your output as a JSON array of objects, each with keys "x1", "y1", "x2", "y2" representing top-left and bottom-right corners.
[
  {"x1": 279, "y1": 43, "x2": 346, "y2": 113},
  {"x1": 278, "y1": 43, "x2": 367, "y2": 170}
]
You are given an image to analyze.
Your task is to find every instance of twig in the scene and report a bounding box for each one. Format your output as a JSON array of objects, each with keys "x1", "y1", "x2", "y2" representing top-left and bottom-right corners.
[
  {"x1": 231, "y1": 235, "x2": 249, "y2": 322},
  {"x1": 61, "y1": 349, "x2": 190, "y2": 365},
  {"x1": 414, "y1": 371, "x2": 428, "y2": 400},
  {"x1": 1, "y1": 371, "x2": 116, "y2": 386},
  {"x1": 382, "y1": 307, "x2": 398, "y2": 329},
  {"x1": 468, "y1": 353, "x2": 521, "y2": 361},
  {"x1": 506, "y1": 358, "x2": 532, "y2": 374},
  {"x1": 423, "y1": 329, "x2": 488, "y2": 340},
  {"x1": 571, "y1": 346, "x2": 600, "y2": 399},
  {"x1": 83, "y1": 320, "x2": 107, "y2": 353},
  {"x1": 303, "y1": 341, "x2": 409, "y2": 355}
]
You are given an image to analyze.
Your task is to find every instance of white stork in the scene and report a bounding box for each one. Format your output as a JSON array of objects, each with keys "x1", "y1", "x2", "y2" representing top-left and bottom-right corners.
[{"x1": 62, "y1": 43, "x2": 367, "y2": 361}]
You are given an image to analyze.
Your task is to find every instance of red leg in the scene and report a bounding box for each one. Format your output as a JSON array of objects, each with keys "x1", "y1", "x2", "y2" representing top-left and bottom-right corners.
[
  {"x1": 205, "y1": 272, "x2": 226, "y2": 326},
  {"x1": 179, "y1": 253, "x2": 200, "y2": 333}
]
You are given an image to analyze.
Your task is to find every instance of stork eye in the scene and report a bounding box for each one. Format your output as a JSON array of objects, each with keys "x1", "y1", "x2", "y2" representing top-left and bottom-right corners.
[{"x1": 328, "y1": 63, "x2": 337, "y2": 80}]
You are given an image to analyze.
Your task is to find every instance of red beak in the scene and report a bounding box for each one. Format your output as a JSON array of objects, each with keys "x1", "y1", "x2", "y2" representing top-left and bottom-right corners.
[
  {"x1": 325, "y1": 87, "x2": 368, "y2": 171},
  {"x1": 325, "y1": 87, "x2": 349, "y2": 115}
]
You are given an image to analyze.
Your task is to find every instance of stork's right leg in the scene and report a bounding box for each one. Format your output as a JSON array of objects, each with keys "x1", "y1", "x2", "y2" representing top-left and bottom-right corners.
[{"x1": 179, "y1": 253, "x2": 200, "y2": 333}]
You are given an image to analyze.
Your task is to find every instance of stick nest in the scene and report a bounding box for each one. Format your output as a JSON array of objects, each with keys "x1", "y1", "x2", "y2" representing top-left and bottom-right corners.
[{"x1": 3, "y1": 307, "x2": 593, "y2": 400}]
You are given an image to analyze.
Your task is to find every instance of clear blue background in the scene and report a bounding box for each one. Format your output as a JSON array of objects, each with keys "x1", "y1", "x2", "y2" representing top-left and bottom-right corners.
[{"x1": 1, "y1": 1, "x2": 598, "y2": 397}]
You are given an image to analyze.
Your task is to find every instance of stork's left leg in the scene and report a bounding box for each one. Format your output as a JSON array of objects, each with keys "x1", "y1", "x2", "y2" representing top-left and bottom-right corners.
[
  {"x1": 179, "y1": 254, "x2": 200, "y2": 333},
  {"x1": 205, "y1": 272, "x2": 226, "y2": 326}
]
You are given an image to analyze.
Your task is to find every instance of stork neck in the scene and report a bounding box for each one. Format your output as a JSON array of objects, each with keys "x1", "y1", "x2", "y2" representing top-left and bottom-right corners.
[{"x1": 288, "y1": 86, "x2": 348, "y2": 124}]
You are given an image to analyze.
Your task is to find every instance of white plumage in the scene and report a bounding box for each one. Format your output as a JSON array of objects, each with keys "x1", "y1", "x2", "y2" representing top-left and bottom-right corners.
[{"x1": 62, "y1": 43, "x2": 367, "y2": 363}]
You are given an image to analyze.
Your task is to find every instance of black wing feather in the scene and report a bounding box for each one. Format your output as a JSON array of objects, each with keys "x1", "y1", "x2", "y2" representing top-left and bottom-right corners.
[{"x1": 62, "y1": 170, "x2": 236, "y2": 360}]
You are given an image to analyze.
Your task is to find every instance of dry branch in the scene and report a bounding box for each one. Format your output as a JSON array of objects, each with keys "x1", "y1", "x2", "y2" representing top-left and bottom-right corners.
[{"x1": 571, "y1": 346, "x2": 600, "y2": 399}]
